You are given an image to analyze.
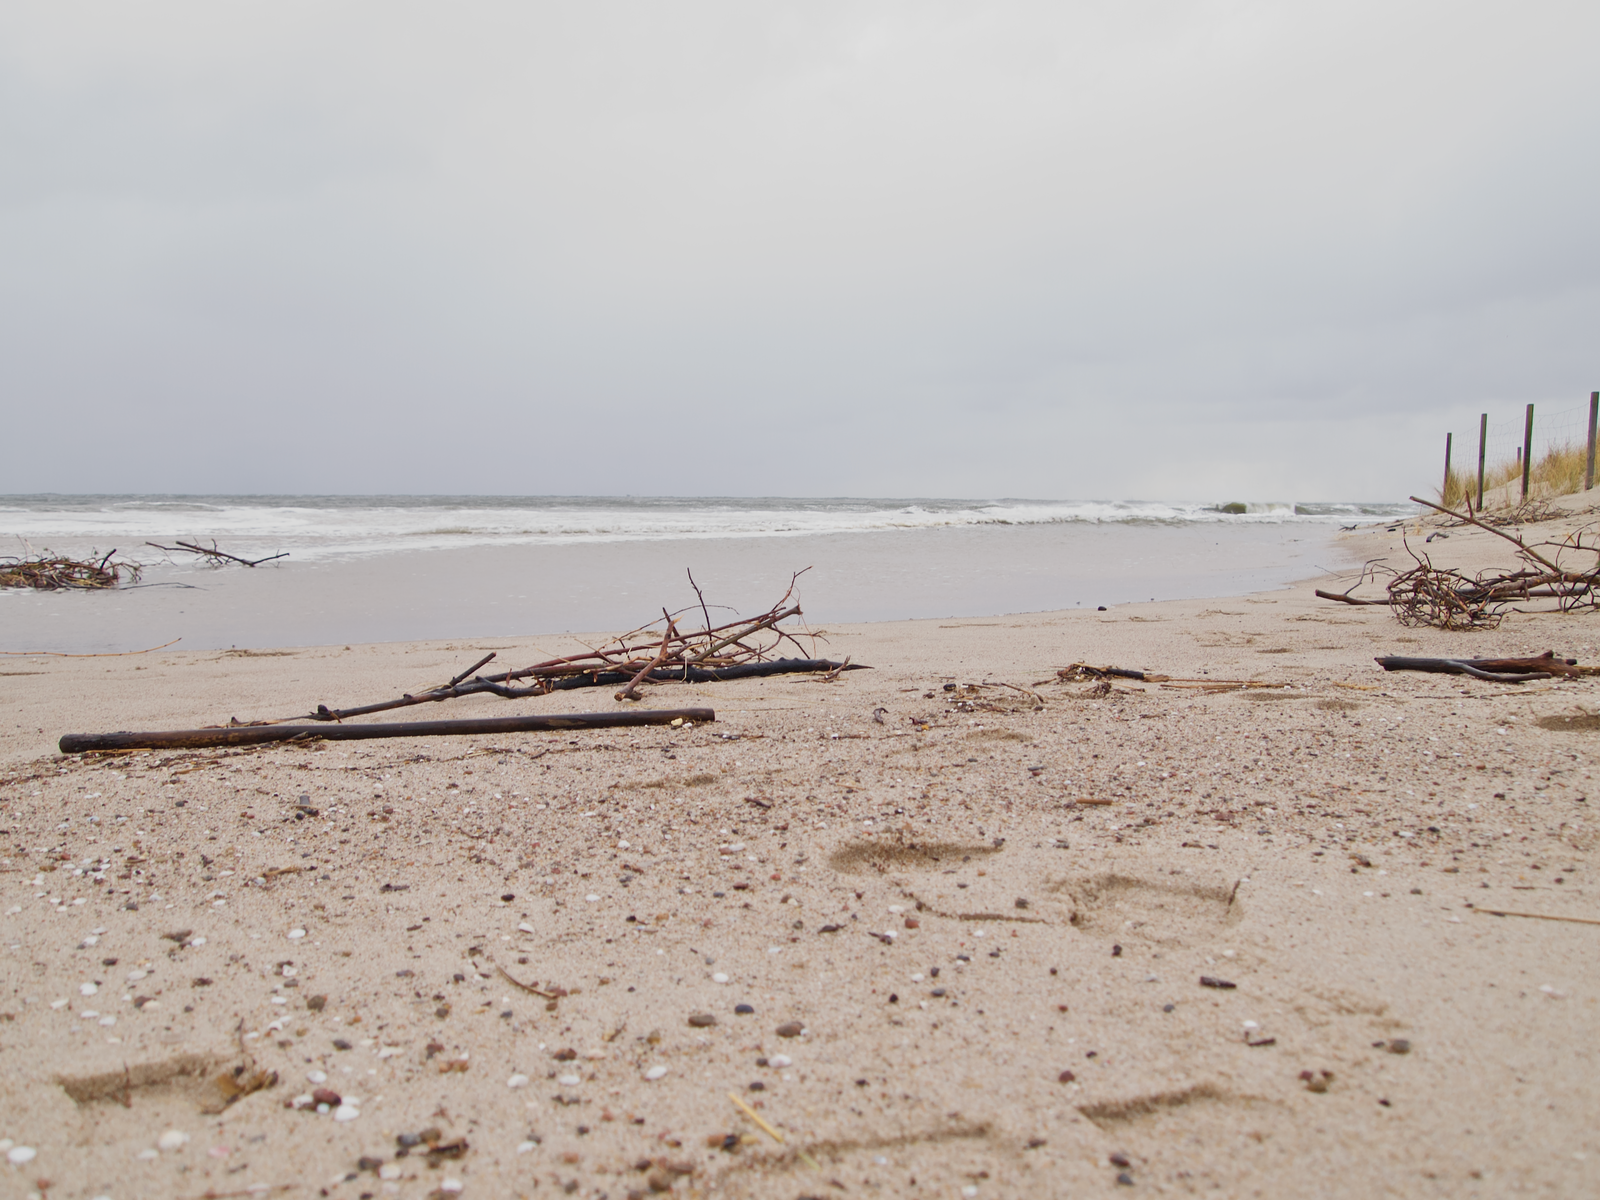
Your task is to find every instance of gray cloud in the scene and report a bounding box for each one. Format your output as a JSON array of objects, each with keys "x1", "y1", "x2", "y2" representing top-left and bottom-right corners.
[{"x1": 2, "y1": 1, "x2": 1596, "y2": 500}]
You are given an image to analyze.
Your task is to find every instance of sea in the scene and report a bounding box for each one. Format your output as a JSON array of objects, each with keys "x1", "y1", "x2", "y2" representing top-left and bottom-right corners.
[{"x1": 0, "y1": 495, "x2": 1411, "y2": 654}]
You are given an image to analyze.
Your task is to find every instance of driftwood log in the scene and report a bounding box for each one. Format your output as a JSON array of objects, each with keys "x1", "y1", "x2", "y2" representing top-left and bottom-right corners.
[
  {"x1": 1375, "y1": 651, "x2": 1595, "y2": 684},
  {"x1": 59, "y1": 707, "x2": 715, "y2": 754}
]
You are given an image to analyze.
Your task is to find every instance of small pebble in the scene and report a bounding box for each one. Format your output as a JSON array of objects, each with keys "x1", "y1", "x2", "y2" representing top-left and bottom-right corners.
[
  {"x1": 7, "y1": 1146, "x2": 37, "y2": 1165},
  {"x1": 1110, "y1": 1152, "x2": 1131, "y2": 1167},
  {"x1": 287, "y1": 929, "x2": 305, "y2": 940},
  {"x1": 775, "y1": 1022, "x2": 803, "y2": 1038},
  {"x1": 1058, "y1": 1070, "x2": 1076, "y2": 1084},
  {"x1": 585, "y1": 894, "x2": 600, "y2": 902},
  {"x1": 438, "y1": 1180, "x2": 463, "y2": 1194},
  {"x1": 769, "y1": 1054, "x2": 793, "y2": 1068},
  {"x1": 1199, "y1": 976, "x2": 1236, "y2": 989},
  {"x1": 558, "y1": 1074, "x2": 581, "y2": 1086},
  {"x1": 1116, "y1": 1171, "x2": 1134, "y2": 1186},
  {"x1": 80, "y1": 982, "x2": 98, "y2": 996},
  {"x1": 508, "y1": 1074, "x2": 530, "y2": 1088},
  {"x1": 712, "y1": 973, "x2": 730, "y2": 984},
  {"x1": 333, "y1": 1105, "x2": 361, "y2": 1121},
  {"x1": 644, "y1": 1066, "x2": 668, "y2": 1081},
  {"x1": 734, "y1": 1003, "x2": 754, "y2": 1015},
  {"x1": 1387, "y1": 1039, "x2": 1412, "y2": 1055},
  {"x1": 158, "y1": 1130, "x2": 190, "y2": 1151},
  {"x1": 749, "y1": 1081, "x2": 765, "y2": 1091},
  {"x1": 688, "y1": 1013, "x2": 717, "y2": 1028},
  {"x1": 307, "y1": 1070, "x2": 328, "y2": 1084}
]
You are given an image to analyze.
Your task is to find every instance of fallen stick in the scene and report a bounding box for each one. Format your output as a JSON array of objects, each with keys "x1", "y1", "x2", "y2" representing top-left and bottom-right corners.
[
  {"x1": 1375, "y1": 652, "x2": 1591, "y2": 683},
  {"x1": 147, "y1": 540, "x2": 288, "y2": 568},
  {"x1": 59, "y1": 708, "x2": 714, "y2": 753},
  {"x1": 1473, "y1": 908, "x2": 1600, "y2": 927},
  {"x1": 617, "y1": 615, "x2": 678, "y2": 701},
  {"x1": 1314, "y1": 588, "x2": 1391, "y2": 606},
  {"x1": 1409, "y1": 496, "x2": 1562, "y2": 573},
  {"x1": 494, "y1": 962, "x2": 559, "y2": 999}
]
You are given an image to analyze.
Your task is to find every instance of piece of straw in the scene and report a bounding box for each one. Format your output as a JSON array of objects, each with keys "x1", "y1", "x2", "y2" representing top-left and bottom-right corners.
[{"x1": 727, "y1": 1091, "x2": 783, "y2": 1143}]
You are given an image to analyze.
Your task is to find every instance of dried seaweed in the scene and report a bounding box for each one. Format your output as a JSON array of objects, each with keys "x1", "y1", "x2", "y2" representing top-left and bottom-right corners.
[{"x1": 0, "y1": 549, "x2": 140, "y2": 590}]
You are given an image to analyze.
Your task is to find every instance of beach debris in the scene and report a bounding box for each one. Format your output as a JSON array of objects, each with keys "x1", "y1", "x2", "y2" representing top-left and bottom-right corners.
[
  {"x1": 57, "y1": 707, "x2": 715, "y2": 753},
  {"x1": 1300, "y1": 1069, "x2": 1334, "y2": 1093},
  {"x1": 1199, "y1": 976, "x2": 1236, "y2": 989},
  {"x1": 1053, "y1": 664, "x2": 1288, "y2": 694},
  {"x1": 0, "y1": 548, "x2": 140, "y2": 590},
  {"x1": 728, "y1": 1091, "x2": 784, "y2": 1144},
  {"x1": 1057, "y1": 664, "x2": 1167, "y2": 683},
  {"x1": 1473, "y1": 907, "x2": 1600, "y2": 927},
  {"x1": 1317, "y1": 496, "x2": 1600, "y2": 628},
  {"x1": 1375, "y1": 651, "x2": 1596, "y2": 683},
  {"x1": 145, "y1": 540, "x2": 288, "y2": 568},
  {"x1": 295, "y1": 571, "x2": 863, "y2": 722}
]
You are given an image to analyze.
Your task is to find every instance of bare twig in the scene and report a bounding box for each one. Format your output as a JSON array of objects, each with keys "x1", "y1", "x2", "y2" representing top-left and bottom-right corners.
[{"x1": 1474, "y1": 907, "x2": 1600, "y2": 927}]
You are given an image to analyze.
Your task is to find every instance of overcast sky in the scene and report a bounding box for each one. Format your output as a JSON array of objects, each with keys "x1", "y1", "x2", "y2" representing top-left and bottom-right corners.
[{"x1": 2, "y1": 1, "x2": 1596, "y2": 502}]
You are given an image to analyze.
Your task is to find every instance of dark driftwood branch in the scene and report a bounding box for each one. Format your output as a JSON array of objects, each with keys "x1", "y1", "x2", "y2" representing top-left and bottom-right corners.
[
  {"x1": 1408, "y1": 496, "x2": 1561, "y2": 573},
  {"x1": 1375, "y1": 651, "x2": 1593, "y2": 683},
  {"x1": 147, "y1": 541, "x2": 288, "y2": 568},
  {"x1": 1314, "y1": 589, "x2": 1392, "y2": 606},
  {"x1": 59, "y1": 708, "x2": 715, "y2": 753}
]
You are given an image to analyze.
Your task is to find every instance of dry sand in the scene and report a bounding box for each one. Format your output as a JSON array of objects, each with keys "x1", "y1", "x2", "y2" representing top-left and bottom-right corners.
[{"x1": 2, "y1": 507, "x2": 1598, "y2": 1199}]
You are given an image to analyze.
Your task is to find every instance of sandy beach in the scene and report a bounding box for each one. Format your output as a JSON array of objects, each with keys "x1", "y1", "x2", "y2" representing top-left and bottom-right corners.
[{"x1": 2, "y1": 508, "x2": 1598, "y2": 1200}]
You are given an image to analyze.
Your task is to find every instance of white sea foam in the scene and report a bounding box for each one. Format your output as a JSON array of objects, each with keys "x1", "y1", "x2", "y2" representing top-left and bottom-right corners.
[{"x1": 0, "y1": 495, "x2": 1410, "y2": 564}]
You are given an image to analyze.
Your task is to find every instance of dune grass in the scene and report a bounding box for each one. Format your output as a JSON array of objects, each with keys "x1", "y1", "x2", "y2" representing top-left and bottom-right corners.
[{"x1": 1440, "y1": 442, "x2": 1592, "y2": 510}]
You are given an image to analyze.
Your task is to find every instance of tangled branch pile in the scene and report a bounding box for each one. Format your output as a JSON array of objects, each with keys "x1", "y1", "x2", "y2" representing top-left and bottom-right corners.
[
  {"x1": 1317, "y1": 496, "x2": 1600, "y2": 630},
  {"x1": 298, "y1": 571, "x2": 857, "y2": 723},
  {"x1": 0, "y1": 550, "x2": 140, "y2": 590}
]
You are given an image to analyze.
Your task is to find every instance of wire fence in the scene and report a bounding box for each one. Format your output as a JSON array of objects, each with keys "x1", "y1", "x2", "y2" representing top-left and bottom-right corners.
[{"x1": 1442, "y1": 398, "x2": 1599, "y2": 508}]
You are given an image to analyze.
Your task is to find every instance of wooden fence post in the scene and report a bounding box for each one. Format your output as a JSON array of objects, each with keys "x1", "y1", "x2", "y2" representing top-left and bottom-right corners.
[
  {"x1": 1522, "y1": 403, "x2": 1534, "y2": 501},
  {"x1": 1442, "y1": 432, "x2": 1453, "y2": 502},
  {"x1": 1477, "y1": 412, "x2": 1488, "y2": 509},
  {"x1": 1587, "y1": 392, "x2": 1598, "y2": 491}
]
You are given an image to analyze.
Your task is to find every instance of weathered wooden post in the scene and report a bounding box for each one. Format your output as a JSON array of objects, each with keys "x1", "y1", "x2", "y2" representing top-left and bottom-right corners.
[
  {"x1": 1587, "y1": 392, "x2": 1598, "y2": 491},
  {"x1": 1522, "y1": 403, "x2": 1535, "y2": 501},
  {"x1": 1477, "y1": 412, "x2": 1488, "y2": 509},
  {"x1": 1442, "y1": 433, "x2": 1453, "y2": 502}
]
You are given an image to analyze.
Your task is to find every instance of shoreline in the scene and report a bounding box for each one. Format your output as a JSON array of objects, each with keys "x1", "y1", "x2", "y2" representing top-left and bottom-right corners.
[{"x1": 1, "y1": 510, "x2": 1596, "y2": 1197}]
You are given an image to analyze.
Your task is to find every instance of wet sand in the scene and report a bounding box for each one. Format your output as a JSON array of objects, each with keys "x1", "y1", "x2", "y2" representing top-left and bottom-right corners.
[
  {"x1": 1, "y1": 508, "x2": 1597, "y2": 1199},
  {"x1": 0, "y1": 519, "x2": 1338, "y2": 655}
]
